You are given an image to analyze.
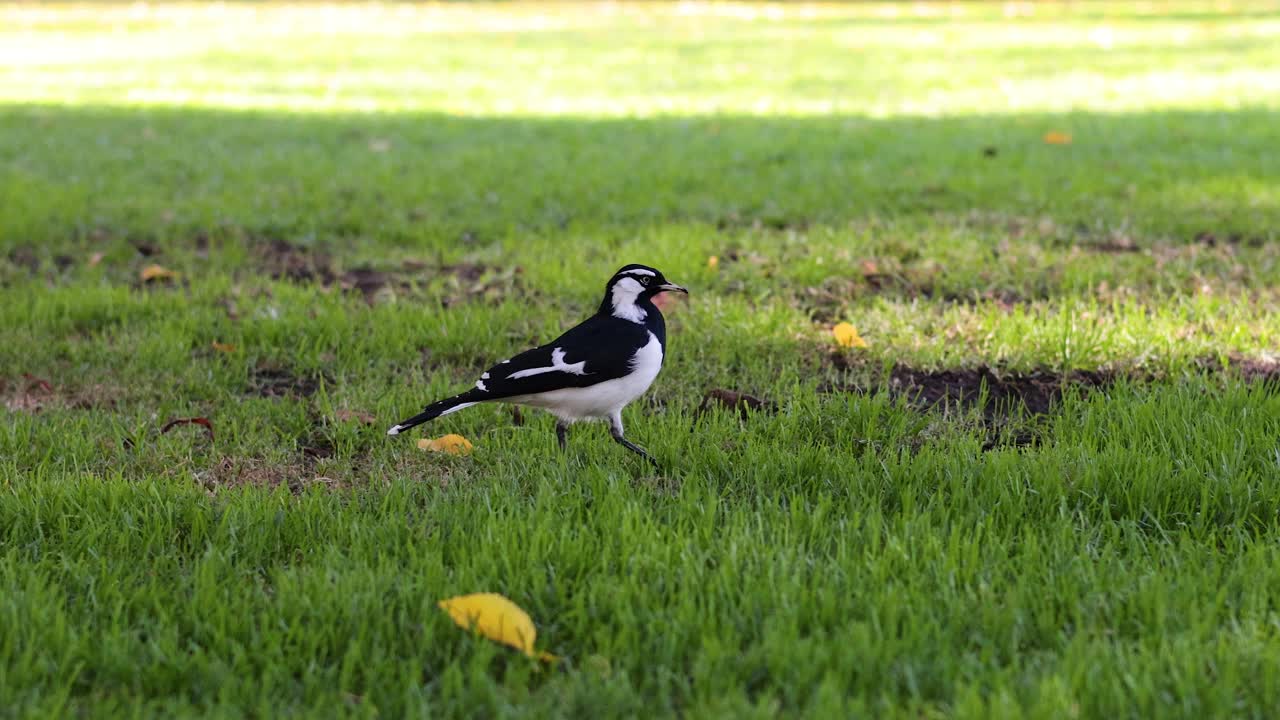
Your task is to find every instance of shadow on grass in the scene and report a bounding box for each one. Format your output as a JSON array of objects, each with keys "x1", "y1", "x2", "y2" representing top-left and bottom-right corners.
[{"x1": 2, "y1": 104, "x2": 1276, "y2": 255}]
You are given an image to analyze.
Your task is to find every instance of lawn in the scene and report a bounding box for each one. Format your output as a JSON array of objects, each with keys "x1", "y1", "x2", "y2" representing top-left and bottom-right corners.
[{"x1": 2, "y1": 1, "x2": 1280, "y2": 717}]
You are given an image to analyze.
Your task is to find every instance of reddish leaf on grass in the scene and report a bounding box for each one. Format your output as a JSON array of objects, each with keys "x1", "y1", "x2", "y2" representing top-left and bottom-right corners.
[
  {"x1": 160, "y1": 417, "x2": 215, "y2": 441},
  {"x1": 21, "y1": 374, "x2": 53, "y2": 393}
]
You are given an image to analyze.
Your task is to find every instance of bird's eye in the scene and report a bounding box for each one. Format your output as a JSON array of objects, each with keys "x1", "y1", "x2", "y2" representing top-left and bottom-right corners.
[{"x1": 639, "y1": 276, "x2": 651, "y2": 286}]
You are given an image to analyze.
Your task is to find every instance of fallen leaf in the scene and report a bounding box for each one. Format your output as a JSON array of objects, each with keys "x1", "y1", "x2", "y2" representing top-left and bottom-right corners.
[
  {"x1": 833, "y1": 322, "x2": 868, "y2": 349},
  {"x1": 211, "y1": 342, "x2": 237, "y2": 353},
  {"x1": 87, "y1": 252, "x2": 105, "y2": 267},
  {"x1": 22, "y1": 374, "x2": 53, "y2": 393},
  {"x1": 1043, "y1": 131, "x2": 1073, "y2": 145},
  {"x1": 417, "y1": 434, "x2": 473, "y2": 455},
  {"x1": 698, "y1": 388, "x2": 776, "y2": 418},
  {"x1": 438, "y1": 593, "x2": 557, "y2": 662},
  {"x1": 335, "y1": 409, "x2": 376, "y2": 425},
  {"x1": 160, "y1": 417, "x2": 214, "y2": 441},
  {"x1": 139, "y1": 264, "x2": 178, "y2": 283},
  {"x1": 707, "y1": 255, "x2": 719, "y2": 269}
]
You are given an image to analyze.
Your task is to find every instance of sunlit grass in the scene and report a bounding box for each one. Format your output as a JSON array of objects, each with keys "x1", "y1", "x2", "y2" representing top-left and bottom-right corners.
[{"x1": 3, "y1": 1, "x2": 1279, "y2": 115}]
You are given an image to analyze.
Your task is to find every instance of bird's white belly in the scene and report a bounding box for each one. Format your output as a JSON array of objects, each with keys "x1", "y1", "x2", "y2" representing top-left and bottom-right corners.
[{"x1": 513, "y1": 332, "x2": 664, "y2": 421}]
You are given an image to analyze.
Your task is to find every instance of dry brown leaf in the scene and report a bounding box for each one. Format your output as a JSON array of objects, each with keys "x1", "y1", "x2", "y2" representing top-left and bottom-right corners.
[
  {"x1": 698, "y1": 389, "x2": 776, "y2": 418},
  {"x1": 211, "y1": 342, "x2": 237, "y2": 353},
  {"x1": 1043, "y1": 131, "x2": 1073, "y2": 145},
  {"x1": 335, "y1": 409, "x2": 376, "y2": 425},
  {"x1": 87, "y1": 252, "x2": 105, "y2": 267}
]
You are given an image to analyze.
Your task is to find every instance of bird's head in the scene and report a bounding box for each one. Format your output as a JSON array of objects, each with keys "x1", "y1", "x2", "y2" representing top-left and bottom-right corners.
[{"x1": 600, "y1": 264, "x2": 688, "y2": 322}]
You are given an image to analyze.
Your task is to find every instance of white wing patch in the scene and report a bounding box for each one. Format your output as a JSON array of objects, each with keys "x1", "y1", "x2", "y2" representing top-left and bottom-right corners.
[
  {"x1": 507, "y1": 347, "x2": 588, "y2": 380},
  {"x1": 475, "y1": 379, "x2": 487, "y2": 391}
]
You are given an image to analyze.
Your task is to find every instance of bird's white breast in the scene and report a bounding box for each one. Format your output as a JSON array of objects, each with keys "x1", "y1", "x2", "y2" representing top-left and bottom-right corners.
[{"x1": 512, "y1": 332, "x2": 664, "y2": 422}]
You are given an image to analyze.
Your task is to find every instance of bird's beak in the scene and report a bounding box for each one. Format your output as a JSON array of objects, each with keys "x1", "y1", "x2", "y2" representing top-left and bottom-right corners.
[{"x1": 658, "y1": 282, "x2": 689, "y2": 295}]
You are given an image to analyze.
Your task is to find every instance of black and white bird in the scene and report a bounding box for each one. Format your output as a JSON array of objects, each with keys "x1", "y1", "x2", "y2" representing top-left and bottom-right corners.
[{"x1": 387, "y1": 264, "x2": 688, "y2": 465}]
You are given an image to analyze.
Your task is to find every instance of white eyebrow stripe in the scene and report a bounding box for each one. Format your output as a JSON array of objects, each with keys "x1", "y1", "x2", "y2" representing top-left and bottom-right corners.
[
  {"x1": 622, "y1": 269, "x2": 655, "y2": 277},
  {"x1": 506, "y1": 347, "x2": 588, "y2": 379}
]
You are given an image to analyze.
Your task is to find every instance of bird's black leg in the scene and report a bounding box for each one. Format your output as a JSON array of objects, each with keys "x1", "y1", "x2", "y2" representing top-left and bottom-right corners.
[
  {"x1": 608, "y1": 413, "x2": 659, "y2": 468},
  {"x1": 555, "y1": 420, "x2": 569, "y2": 452}
]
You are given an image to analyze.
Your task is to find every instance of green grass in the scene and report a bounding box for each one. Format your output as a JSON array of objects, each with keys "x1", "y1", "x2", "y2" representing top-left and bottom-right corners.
[{"x1": 3, "y1": 2, "x2": 1280, "y2": 717}]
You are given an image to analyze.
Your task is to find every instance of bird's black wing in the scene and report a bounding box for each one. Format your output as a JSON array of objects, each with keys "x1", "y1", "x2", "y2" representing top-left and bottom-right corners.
[
  {"x1": 387, "y1": 313, "x2": 656, "y2": 435},
  {"x1": 470, "y1": 313, "x2": 652, "y2": 400}
]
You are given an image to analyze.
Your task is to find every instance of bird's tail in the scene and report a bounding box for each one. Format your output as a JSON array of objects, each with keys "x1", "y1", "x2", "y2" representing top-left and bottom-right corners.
[{"x1": 386, "y1": 390, "x2": 484, "y2": 436}]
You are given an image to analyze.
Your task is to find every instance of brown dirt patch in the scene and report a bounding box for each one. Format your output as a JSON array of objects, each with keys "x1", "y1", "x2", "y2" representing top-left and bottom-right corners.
[
  {"x1": 251, "y1": 237, "x2": 522, "y2": 305},
  {"x1": 822, "y1": 353, "x2": 1280, "y2": 422},
  {"x1": 797, "y1": 264, "x2": 1029, "y2": 322},
  {"x1": 195, "y1": 456, "x2": 340, "y2": 494},
  {"x1": 817, "y1": 363, "x2": 1119, "y2": 450},
  {"x1": 1198, "y1": 354, "x2": 1280, "y2": 384},
  {"x1": 883, "y1": 366, "x2": 1115, "y2": 417},
  {"x1": 249, "y1": 361, "x2": 330, "y2": 398},
  {"x1": 257, "y1": 237, "x2": 337, "y2": 284},
  {"x1": 819, "y1": 356, "x2": 1120, "y2": 418},
  {"x1": 2, "y1": 375, "x2": 53, "y2": 412},
  {"x1": 334, "y1": 409, "x2": 377, "y2": 425},
  {"x1": 7, "y1": 246, "x2": 40, "y2": 273},
  {"x1": 3, "y1": 375, "x2": 125, "y2": 413},
  {"x1": 1194, "y1": 230, "x2": 1266, "y2": 248}
]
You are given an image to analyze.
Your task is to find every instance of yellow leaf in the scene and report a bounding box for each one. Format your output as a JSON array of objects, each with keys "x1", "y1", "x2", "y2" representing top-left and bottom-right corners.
[
  {"x1": 211, "y1": 342, "x2": 237, "y2": 353},
  {"x1": 832, "y1": 322, "x2": 868, "y2": 349},
  {"x1": 438, "y1": 593, "x2": 557, "y2": 661},
  {"x1": 707, "y1": 255, "x2": 719, "y2": 269},
  {"x1": 1043, "y1": 131, "x2": 1073, "y2": 145},
  {"x1": 417, "y1": 433, "x2": 473, "y2": 455},
  {"x1": 139, "y1": 264, "x2": 178, "y2": 282}
]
